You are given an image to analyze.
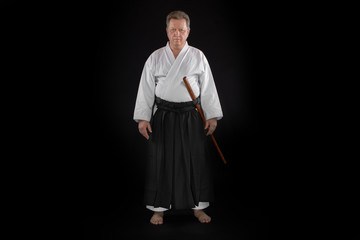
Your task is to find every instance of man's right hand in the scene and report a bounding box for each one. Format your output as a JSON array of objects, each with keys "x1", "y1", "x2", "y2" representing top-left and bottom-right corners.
[{"x1": 138, "y1": 120, "x2": 152, "y2": 140}]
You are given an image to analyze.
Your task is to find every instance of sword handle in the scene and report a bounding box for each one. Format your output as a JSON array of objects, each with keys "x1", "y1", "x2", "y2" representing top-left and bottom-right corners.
[{"x1": 183, "y1": 77, "x2": 227, "y2": 164}]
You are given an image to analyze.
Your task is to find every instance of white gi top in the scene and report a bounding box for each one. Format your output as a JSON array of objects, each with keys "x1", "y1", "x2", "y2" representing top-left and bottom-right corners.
[{"x1": 133, "y1": 42, "x2": 223, "y2": 122}]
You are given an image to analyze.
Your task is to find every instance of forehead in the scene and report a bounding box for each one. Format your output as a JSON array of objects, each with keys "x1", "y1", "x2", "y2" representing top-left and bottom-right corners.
[{"x1": 168, "y1": 19, "x2": 188, "y2": 28}]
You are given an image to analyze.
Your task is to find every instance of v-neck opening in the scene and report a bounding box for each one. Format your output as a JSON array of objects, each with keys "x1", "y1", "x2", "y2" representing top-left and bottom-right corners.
[{"x1": 166, "y1": 42, "x2": 189, "y2": 63}]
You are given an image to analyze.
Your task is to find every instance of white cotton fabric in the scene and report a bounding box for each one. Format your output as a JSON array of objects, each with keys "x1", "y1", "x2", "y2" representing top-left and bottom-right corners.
[
  {"x1": 134, "y1": 42, "x2": 223, "y2": 122},
  {"x1": 146, "y1": 202, "x2": 210, "y2": 212}
]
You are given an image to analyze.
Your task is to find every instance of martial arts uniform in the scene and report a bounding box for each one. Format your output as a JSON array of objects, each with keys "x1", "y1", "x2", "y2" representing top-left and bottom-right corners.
[{"x1": 134, "y1": 42, "x2": 223, "y2": 212}]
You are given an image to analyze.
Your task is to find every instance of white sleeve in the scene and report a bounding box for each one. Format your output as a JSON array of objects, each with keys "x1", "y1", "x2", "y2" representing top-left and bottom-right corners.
[
  {"x1": 199, "y1": 54, "x2": 223, "y2": 120},
  {"x1": 133, "y1": 56, "x2": 156, "y2": 122}
]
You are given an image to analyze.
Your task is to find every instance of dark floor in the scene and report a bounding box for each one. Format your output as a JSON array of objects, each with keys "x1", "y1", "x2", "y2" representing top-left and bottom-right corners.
[
  {"x1": 83, "y1": 204, "x2": 268, "y2": 240},
  {"x1": 81, "y1": 190, "x2": 360, "y2": 240}
]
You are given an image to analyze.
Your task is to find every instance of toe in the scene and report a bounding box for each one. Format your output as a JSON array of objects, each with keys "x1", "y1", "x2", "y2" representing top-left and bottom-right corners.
[
  {"x1": 151, "y1": 216, "x2": 163, "y2": 225},
  {"x1": 150, "y1": 217, "x2": 158, "y2": 225}
]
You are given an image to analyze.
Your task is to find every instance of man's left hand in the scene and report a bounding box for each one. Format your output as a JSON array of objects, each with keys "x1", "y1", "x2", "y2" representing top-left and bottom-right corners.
[{"x1": 204, "y1": 118, "x2": 217, "y2": 136}]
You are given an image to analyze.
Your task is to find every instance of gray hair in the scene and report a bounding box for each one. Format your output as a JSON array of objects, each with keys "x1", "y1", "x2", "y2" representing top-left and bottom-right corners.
[{"x1": 166, "y1": 10, "x2": 190, "y2": 29}]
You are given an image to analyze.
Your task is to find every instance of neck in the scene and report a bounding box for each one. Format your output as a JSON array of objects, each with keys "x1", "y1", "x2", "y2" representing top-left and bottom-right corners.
[{"x1": 169, "y1": 42, "x2": 186, "y2": 58}]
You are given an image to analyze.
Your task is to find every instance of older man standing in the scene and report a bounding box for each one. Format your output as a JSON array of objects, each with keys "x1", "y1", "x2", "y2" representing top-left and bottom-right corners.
[{"x1": 134, "y1": 10, "x2": 223, "y2": 225}]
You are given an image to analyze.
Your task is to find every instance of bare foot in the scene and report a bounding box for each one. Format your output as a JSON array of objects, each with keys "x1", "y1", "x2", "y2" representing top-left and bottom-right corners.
[
  {"x1": 150, "y1": 211, "x2": 164, "y2": 225},
  {"x1": 194, "y1": 209, "x2": 211, "y2": 223}
]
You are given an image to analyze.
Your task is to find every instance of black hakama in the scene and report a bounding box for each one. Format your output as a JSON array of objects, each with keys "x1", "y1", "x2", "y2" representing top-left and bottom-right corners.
[{"x1": 144, "y1": 97, "x2": 214, "y2": 210}]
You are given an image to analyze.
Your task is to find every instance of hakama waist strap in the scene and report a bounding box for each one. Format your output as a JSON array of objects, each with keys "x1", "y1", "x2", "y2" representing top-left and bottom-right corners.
[{"x1": 155, "y1": 96, "x2": 200, "y2": 113}]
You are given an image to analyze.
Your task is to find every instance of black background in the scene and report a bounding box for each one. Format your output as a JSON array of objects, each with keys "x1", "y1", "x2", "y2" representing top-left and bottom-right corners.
[
  {"x1": 65, "y1": 2, "x2": 294, "y2": 237},
  {"x1": 3, "y1": 1, "x2": 359, "y2": 239}
]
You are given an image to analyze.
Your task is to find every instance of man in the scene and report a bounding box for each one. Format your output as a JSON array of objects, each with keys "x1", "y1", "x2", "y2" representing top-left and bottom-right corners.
[{"x1": 133, "y1": 11, "x2": 223, "y2": 225}]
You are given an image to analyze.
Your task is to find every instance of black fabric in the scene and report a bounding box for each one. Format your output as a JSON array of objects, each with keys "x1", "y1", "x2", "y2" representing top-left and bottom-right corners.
[
  {"x1": 144, "y1": 97, "x2": 214, "y2": 209},
  {"x1": 155, "y1": 96, "x2": 200, "y2": 113}
]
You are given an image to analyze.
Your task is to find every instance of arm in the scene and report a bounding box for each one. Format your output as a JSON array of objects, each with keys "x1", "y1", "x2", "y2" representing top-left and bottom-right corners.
[
  {"x1": 198, "y1": 54, "x2": 223, "y2": 121},
  {"x1": 133, "y1": 57, "x2": 156, "y2": 139},
  {"x1": 183, "y1": 76, "x2": 226, "y2": 164},
  {"x1": 133, "y1": 56, "x2": 156, "y2": 123}
]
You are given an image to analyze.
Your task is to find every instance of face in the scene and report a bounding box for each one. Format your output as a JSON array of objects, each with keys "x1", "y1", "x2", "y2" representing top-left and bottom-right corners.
[{"x1": 166, "y1": 19, "x2": 190, "y2": 49}]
